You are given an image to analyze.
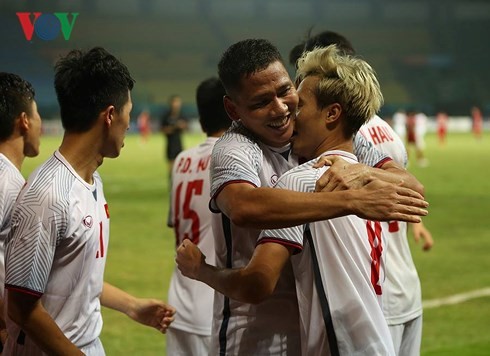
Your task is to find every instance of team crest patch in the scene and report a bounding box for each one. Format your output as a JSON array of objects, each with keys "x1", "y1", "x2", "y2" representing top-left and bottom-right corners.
[
  {"x1": 83, "y1": 215, "x2": 93, "y2": 228},
  {"x1": 270, "y1": 174, "x2": 278, "y2": 186}
]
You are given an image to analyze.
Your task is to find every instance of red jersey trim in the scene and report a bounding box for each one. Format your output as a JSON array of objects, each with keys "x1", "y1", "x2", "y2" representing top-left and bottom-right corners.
[
  {"x1": 374, "y1": 157, "x2": 392, "y2": 168},
  {"x1": 209, "y1": 180, "x2": 258, "y2": 213},
  {"x1": 257, "y1": 237, "x2": 303, "y2": 255},
  {"x1": 5, "y1": 284, "x2": 43, "y2": 298}
]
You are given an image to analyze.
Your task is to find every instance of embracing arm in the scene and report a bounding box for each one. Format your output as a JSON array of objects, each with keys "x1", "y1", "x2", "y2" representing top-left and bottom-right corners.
[
  {"x1": 315, "y1": 157, "x2": 424, "y2": 196},
  {"x1": 216, "y1": 181, "x2": 428, "y2": 230},
  {"x1": 176, "y1": 239, "x2": 290, "y2": 304},
  {"x1": 7, "y1": 290, "x2": 82, "y2": 355},
  {"x1": 100, "y1": 282, "x2": 175, "y2": 334}
]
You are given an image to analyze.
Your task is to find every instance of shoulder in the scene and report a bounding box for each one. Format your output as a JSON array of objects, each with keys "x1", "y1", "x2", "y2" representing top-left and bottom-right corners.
[
  {"x1": 275, "y1": 160, "x2": 318, "y2": 191},
  {"x1": 213, "y1": 124, "x2": 262, "y2": 160}
]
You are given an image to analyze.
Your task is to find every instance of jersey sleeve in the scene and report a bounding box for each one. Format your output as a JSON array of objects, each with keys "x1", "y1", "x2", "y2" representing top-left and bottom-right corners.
[
  {"x1": 353, "y1": 133, "x2": 391, "y2": 168},
  {"x1": 257, "y1": 167, "x2": 317, "y2": 252},
  {"x1": 5, "y1": 184, "x2": 68, "y2": 297},
  {"x1": 209, "y1": 131, "x2": 263, "y2": 212}
]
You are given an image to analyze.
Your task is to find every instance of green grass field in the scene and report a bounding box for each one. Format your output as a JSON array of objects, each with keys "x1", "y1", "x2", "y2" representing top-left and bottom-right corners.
[{"x1": 20, "y1": 131, "x2": 490, "y2": 355}]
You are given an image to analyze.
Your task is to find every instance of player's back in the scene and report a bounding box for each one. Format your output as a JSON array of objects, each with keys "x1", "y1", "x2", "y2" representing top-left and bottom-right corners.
[
  {"x1": 358, "y1": 115, "x2": 423, "y2": 326},
  {"x1": 274, "y1": 151, "x2": 395, "y2": 355},
  {"x1": 168, "y1": 137, "x2": 217, "y2": 335}
]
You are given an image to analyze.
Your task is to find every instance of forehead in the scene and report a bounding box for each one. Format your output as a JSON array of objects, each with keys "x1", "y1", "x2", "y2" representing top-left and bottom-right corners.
[
  {"x1": 235, "y1": 61, "x2": 292, "y2": 99},
  {"x1": 297, "y1": 76, "x2": 319, "y2": 100}
]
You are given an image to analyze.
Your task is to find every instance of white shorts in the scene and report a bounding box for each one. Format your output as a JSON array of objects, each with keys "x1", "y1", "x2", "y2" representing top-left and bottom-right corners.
[
  {"x1": 166, "y1": 327, "x2": 210, "y2": 356},
  {"x1": 388, "y1": 315, "x2": 422, "y2": 356}
]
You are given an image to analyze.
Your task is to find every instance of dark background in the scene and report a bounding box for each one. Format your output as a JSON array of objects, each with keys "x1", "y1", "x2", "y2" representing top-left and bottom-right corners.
[{"x1": 1, "y1": 0, "x2": 489, "y2": 119}]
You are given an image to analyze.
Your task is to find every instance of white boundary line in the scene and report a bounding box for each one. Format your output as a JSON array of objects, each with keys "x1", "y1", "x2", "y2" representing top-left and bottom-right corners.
[{"x1": 422, "y1": 287, "x2": 490, "y2": 309}]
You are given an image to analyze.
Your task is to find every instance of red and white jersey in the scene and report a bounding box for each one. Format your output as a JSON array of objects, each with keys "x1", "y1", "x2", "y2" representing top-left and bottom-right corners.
[
  {"x1": 353, "y1": 128, "x2": 392, "y2": 168},
  {"x1": 259, "y1": 151, "x2": 395, "y2": 356},
  {"x1": 4, "y1": 150, "x2": 109, "y2": 354},
  {"x1": 358, "y1": 115, "x2": 408, "y2": 168},
  {"x1": 209, "y1": 121, "x2": 301, "y2": 355},
  {"x1": 358, "y1": 116, "x2": 422, "y2": 325},
  {"x1": 167, "y1": 137, "x2": 218, "y2": 336},
  {"x1": 0, "y1": 153, "x2": 25, "y2": 299}
]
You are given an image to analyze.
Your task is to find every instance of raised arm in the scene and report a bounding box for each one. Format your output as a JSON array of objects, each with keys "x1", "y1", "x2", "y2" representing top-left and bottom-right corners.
[
  {"x1": 176, "y1": 239, "x2": 290, "y2": 304},
  {"x1": 215, "y1": 180, "x2": 427, "y2": 230}
]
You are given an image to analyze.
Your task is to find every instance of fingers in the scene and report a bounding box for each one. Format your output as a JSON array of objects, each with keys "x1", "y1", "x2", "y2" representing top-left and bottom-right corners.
[
  {"x1": 395, "y1": 185, "x2": 427, "y2": 202},
  {"x1": 313, "y1": 156, "x2": 334, "y2": 168}
]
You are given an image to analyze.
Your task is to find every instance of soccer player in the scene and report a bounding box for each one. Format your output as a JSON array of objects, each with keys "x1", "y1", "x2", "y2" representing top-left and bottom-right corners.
[
  {"x1": 300, "y1": 29, "x2": 434, "y2": 355},
  {"x1": 178, "y1": 39, "x2": 427, "y2": 355},
  {"x1": 166, "y1": 77, "x2": 231, "y2": 356},
  {"x1": 3, "y1": 47, "x2": 175, "y2": 355},
  {"x1": 359, "y1": 116, "x2": 434, "y2": 355},
  {"x1": 0, "y1": 72, "x2": 42, "y2": 349},
  {"x1": 177, "y1": 44, "x2": 396, "y2": 355}
]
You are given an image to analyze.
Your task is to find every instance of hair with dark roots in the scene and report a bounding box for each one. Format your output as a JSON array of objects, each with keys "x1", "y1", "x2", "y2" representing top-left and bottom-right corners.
[
  {"x1": 218, "y1": 39, "x2": 283, "y2": 95},
  {"x1": 0, "y1": 72, "x2": 35, "y2": 141},
  {"x1": 296, "y1": 45, "x2": 383, "y2": 138},
  {"x1": 196, "y1": 77, "x2": 231, "y2": 136},
  {"x1": 54, "y1": 47, "x2": 135, "y2": 133}
]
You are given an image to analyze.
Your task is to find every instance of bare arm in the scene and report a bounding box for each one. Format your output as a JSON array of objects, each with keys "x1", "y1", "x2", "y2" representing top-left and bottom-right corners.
[
  {"x1": 7, "y1": 290, "x2": 82, "y2": 355},
  {"x1": 176, "y1": 239, "x2": 290, "y2": 304},
  {"x1": 100, "y1": 282, "x2": 175, "y2": 334},
  {"x1": 410, "y1": 220, "x2": 434, "y2": 251},
  {"x1": 215, "y1": 180, "x2": 428, "y2": 229}
]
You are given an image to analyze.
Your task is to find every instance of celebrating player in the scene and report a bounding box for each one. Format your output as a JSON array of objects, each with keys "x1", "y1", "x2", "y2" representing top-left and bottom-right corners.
[
  {"x1": 176, "y1": 38, "x2": 427, "y2": 355},
  {"x1": 178, "y1": 44, "x2": 397, "y2": 355}
]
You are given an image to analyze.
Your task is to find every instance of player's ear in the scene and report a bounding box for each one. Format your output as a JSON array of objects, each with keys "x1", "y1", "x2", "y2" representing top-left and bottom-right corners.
[
  {"x1": 324, "y1": 103, "x2": 342, "y2": 124},
  {"x1": 223, "y1": 95, "x2": 239, "y2": 122},
  {"x1": 18, "y1": 112, "x2": 29, "y2": 133},
  {"x1": 101, "y1": 105, "x2": 115, "y2": 127}
]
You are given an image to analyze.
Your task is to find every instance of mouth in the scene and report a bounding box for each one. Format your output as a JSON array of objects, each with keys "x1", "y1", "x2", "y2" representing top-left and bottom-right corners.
[{"x1": 267, "y1": 115, "x2": 291, "y2": 130}]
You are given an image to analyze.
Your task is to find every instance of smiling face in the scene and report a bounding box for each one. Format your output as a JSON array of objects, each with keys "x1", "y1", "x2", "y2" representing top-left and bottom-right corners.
[{"x1": 224, "y1": 61, "x2": 298, "y2": 148}]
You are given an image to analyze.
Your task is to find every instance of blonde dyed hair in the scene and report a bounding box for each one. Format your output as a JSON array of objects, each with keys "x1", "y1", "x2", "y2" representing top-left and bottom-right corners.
[{"x1": 295, "y1": 44, "x2": 383, "y2": 137}]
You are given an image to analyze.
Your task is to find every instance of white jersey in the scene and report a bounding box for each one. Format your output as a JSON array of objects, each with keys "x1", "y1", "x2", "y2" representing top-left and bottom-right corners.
[
  {"x1": 168, "y1": 137, "x2": 218, "y2": 336},
  {"x1": 0, "y1": 154, "x2": 25, "y2": 299},
  {"x1": 4, "y1": 150, "x2": 109, "y2": 354},
  {"x1": 259, "y1": 151, "x2": 395, "y2": 356},
  {"x1": 359, "y1": 116, "x2": 423, "y2": 325},
  {"x1": 209, "y1": 121, "x2": 301, "y2": 355}
]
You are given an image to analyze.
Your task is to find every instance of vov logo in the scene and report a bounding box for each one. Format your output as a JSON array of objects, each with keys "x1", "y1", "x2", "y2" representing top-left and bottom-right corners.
[{"x1": 16, "y1": 12, "x2": 79, "y2": 41}]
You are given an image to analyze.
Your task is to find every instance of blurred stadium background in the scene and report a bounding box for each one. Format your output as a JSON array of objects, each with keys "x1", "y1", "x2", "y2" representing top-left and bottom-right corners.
[
  {"x1": 2, "y1": 1, "x2": 490, "y2": 355},
  {"x1": 1, "y1": 0, "x2": 490, "y2": 129}
]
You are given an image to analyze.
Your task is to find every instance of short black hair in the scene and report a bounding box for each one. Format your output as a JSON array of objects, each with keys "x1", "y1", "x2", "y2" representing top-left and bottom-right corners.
[
  {"x1": 196, "y1": 77, "x2": 231, "y2": 136},
  {"x1": 289, "y1": 30, "x2": 356, "y2": 67},
  {"x1": 218, "y1": 39, "x2": 283, "y2": 95},
  {"x1": 0, "y1": 72, "x2": 35, "y2": 141},
  {"x1": 54, "y1": 47, "x2": 135, "y2": 133}
]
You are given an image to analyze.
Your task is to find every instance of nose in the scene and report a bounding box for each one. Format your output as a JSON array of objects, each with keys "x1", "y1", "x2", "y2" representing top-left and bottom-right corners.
[{"x1": 270, "y1": 97, "x2": 289, "y2": 117}]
